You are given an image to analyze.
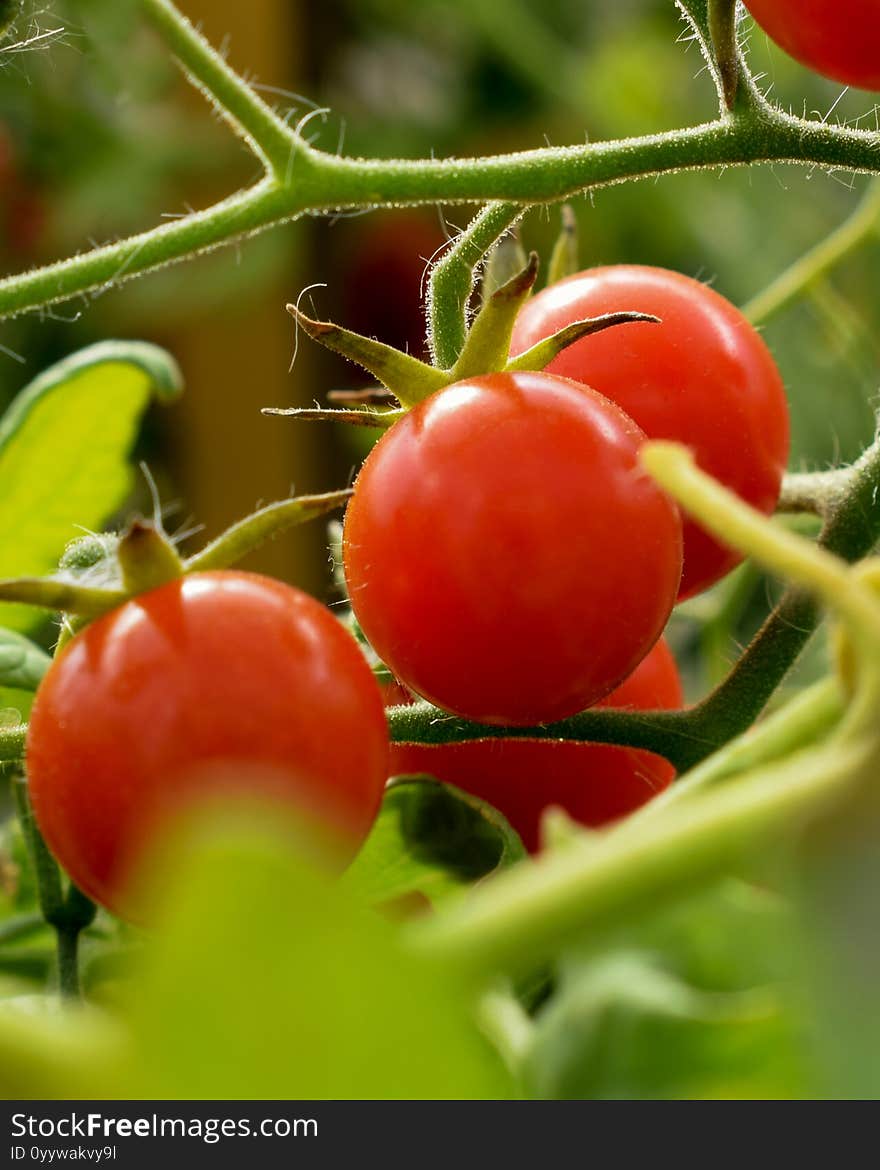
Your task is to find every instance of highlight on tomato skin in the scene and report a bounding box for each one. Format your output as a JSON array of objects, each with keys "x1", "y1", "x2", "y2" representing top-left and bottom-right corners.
[
  {"x1": 25, "y1": 571, "x2": 390, "y2": 920},
  {"x1": 389, "y1": 638, "x2": 684, "y2": 853},
  {"x1": 343, "y1": 370, "x2": 684, "y2": 728},
  {"x1": 742, "y1": 0, "x2": 880, "y2": 92},
  {"x1": 510, "y1": 265, "x2": 790, "y2": 602}
]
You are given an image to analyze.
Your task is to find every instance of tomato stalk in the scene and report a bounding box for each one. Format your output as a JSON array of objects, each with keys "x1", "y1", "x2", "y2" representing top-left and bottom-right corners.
[
  {"x1": 11, "y1": 776, "x2": 95, "y2": 998},
  {"x1": 428, "y1": 203, "x2": 524, "y2": 368},
  {"x1": 707, "y1": 0, "x2": 741, "y2": 110}
]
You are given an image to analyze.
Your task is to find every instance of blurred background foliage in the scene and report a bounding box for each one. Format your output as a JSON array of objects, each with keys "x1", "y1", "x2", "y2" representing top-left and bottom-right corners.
[{"x1": 0, "y1": 0, "x2": 878, "y2": 683}]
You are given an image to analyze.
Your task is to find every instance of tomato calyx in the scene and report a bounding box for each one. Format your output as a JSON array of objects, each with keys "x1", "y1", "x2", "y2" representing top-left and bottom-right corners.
[
  {"x1": 0, "y1": 488, "x2": 351, "y2": 624},
  {"x1": 117, "y1": 518, "x2": 185, "y2": 594},
  {"x1": 265, "y1": 251, "x2": 659, "y2": 428}
]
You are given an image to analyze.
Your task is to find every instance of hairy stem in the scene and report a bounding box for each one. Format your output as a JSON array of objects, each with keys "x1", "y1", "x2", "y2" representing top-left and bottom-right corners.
[
  {"x1": 12, "y1": 776, "x2": 95, "y2": 998},
  {"x1": 141, "y1": 0, "x2": 300, "y2": 176},
  {"x1": 428, "y1": 203, "x2": 524, "y2": 368},
  {"x1": 1, "y1": 91, "x2": 879, "y2": 321}
]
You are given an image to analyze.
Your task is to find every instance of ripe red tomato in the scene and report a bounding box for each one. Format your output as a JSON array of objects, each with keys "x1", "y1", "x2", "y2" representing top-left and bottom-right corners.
[
  {"x1": 743, "y1": 1, "x2": 880, "y2": 91},
  {"x1": 510, "y1": 266, "x2": 789, "y2": 600},
  {"x1": 343, "y1": 371, "x2": 683, "y2": 727},
  {"x1": 390, "y1": 638, "x2": 683, "y2": 852},
  {"x1": 26, "y1": 571, "x2": 389, "y2": 915}
]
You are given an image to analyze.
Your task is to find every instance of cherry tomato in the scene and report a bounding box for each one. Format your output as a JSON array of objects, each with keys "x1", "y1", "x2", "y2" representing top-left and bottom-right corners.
[
  {"x1": 743, "y1": 1, "x2": 880, "y2": 91},
  {"x1": 26, "y1": 571, "x2": 389, "y2": 915},
  {"x1": 343, "y1": 371, "x2": 683, "y2": 726},
  {"x1": 390, "y1": 638, "x2": 683, "y2": 852},
  {"x1": 510, "y1": 266, "x2": 789, "y2": 600}
]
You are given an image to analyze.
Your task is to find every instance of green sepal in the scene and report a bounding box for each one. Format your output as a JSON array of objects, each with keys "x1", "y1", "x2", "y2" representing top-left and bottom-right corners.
[
  {"x1": 507, "y1": 310, "x2": 660, "y2": 373},
  {"x1": 546, "y1": 204, "x2": 580, "y2": 285},
  {"x1": 186, "y1": 489, "x2": 352, "y2": 573},
  {"x1": 482, "y1": 231, "x2": 529, "y2": 300},
  {"x1": 285, "y1": 303, "x2": 447, "y2": 408},
  {"x1": 0, "y1": 577, "x2": 126, "y2": 618},
  {"x1": 116, "y1": 519, "x2": 184, "y2": 595},
  {"x1": 451, "y1": 252, "x2": 539, "y2": 380},
  {"x1": 262, "y1": 406, "x2": 403, "y2": 429}
]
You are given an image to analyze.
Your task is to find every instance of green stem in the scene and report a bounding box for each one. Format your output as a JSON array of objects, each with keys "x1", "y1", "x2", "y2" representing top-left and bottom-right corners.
[
  {"x1": 0, "y1": 724, "x2": 26, "y2": 763},
  {"x1": 408, "y1": 731, "x2": 874, "y2": 977},
  {"x1": 676, "y1": 0, "x2": 761, "y2": 115},
  {"x1": 389, "y1": 701, "x2": 697, "y2": 773},
  {"x1": 11, "y1": 775, "x2": 96, "y2": 998},
  {"x1": 428, "y1": 202, "x2": 524, "y2": 368},
  {"x1": 55, "y1": 927, "x2": 82, "y2": 999},
  {"x1": 685, "y1": 426, "x2": 880, "y2": 765},
  {"x1": 0, "y1": 100, "x2": 878, "y2": 321},
  {"x1": 744, "y1": 181, "x2": 880, "y2": 325},
  {"x1": 778, "y1": 470, "x2": 847, "y2": 516},
  {"x1": 643, "y1": 444, "x2": 880, "y2": 640},
  {"x1": 140, "y1": 0, "x2": 300, "y2": 177},
  {"x1": 12, "y1": 775, "x2": 64, "y2": 927},
  {"x1": 0, "y1": 180, "x2": 293, "y2": 321},
  {"x1": 707, "y1": 0, "x2": 740, "y2": 110}
]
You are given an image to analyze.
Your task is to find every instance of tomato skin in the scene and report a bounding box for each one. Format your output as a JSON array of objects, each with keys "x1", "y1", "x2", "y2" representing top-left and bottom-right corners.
[
  {"x1": 743, "y1": 1, "x2": 880, "y2": 91},
  {"x1": 26, "y1": 571, "x2": 389, "y2": 915},
  {"x1": 390, "y1": 638, "x2": 683, "y2": 852},
  {"x1": 344, "y1": 371, "x2": 683, "y2": 727},
  {"x1": 511, "y1": 266, "x2": 789, "y2": 600}
]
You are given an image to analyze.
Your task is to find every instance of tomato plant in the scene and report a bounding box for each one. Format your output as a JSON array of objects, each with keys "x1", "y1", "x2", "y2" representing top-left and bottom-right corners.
[
  {"x1": 343, "y1": 371, "x2": 683, "y2": 725},
  {"x1": 26, "y1": 571, "x2": 389, "y2": 916},
  {"x1": 742, "y1": 1, "x2": 880, "y2": 92},
  {"x1": 3, "y1": 0, "x2": 880, "y2": 1110},
  {"x1": 390, "y1": 638, "x2": 683, "y2": 852},
  {"x1": 510, "y1": 266, "x2": 790, "y2": 600}
]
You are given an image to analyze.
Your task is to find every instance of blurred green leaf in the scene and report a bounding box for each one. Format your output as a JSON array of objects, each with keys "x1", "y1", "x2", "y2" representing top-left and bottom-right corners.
[
  {"x1": 344, "y1": 777, "x2": 526, "y2": 909},
  {"x1": 122, "y1": 806, "x2": 512, "y2": 1099},
  {"x1": 0, "y1": 627, "x2": 51, "y2": 717},
  {"x1": 0, "y1": 996, "x2": 127, "y2": 1098},
  {"x1": 523, "y1": 881, "x2": 812, "y2": 1099},
  {"x1": 0, "y1": 341, "x2": 182, "y2": 630},
  {"x1": 794, "y1": 776, "x2": 880, "y2": 1099}
]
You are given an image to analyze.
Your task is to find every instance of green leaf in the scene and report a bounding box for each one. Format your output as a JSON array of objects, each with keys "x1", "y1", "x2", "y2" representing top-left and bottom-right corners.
[
  {"x1": 122, "y1": 805, "x2": 512, "y2": 1099},
  {"x1": 0, "y1": 341, "x2": 182, "y2": 630},
  {"x1": 524, "y1": 951, "x2": 800, "y2": 1100},
  {"x1": 343, "y1": 777, "x2": 526, "y2": 909},
  {"x1": 0, "y1": 627, "x2": 51, "y2": 690}
]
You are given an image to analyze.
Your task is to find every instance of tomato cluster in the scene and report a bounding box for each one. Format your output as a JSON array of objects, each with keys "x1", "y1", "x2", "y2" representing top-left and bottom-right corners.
[
  {"x1": 24, "y1": 263, "x2": 789, "y2": 912},
  {"x1": 349, "y1": 265, "x2": 788, "y2": 839}
]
